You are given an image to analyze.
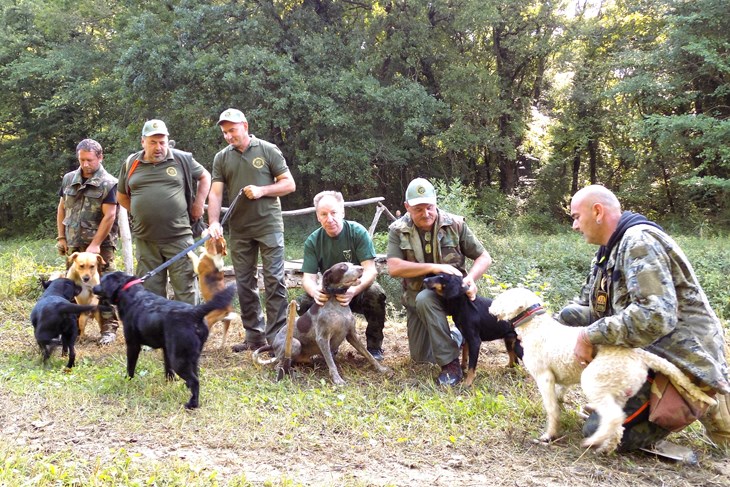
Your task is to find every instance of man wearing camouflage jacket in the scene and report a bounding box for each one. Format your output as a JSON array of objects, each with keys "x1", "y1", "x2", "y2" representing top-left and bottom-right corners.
[
  {"x1": 57, "y1": 138, "x2": 119, "y2": 344},
  {"x1": 565, "y1": 184, "x2": 730, "y2": 452}
]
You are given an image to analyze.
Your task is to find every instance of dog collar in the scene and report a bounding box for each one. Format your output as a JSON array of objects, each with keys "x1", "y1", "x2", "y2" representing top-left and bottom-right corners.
[
  {"x1": 121, "y1": 278, "x2": 143, "y2": 292},
  {"x1": 324, "y1": 286, "x2": 349, "y2": 295},
  {"x1": 511, "y1": 304, "x2": 546, "y2": 328}
]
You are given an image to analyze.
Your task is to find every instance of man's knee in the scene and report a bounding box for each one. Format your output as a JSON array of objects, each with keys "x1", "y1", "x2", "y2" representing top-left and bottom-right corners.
[
  {"x1": 414, "y1": 288, "x2": 439, "y2": 311},
  {"x1": 358, "y1": 285, "x2": 386, "y2": 316},
  {"x1": 558, "y1": 303, "x2": 593, "y2": 327}
]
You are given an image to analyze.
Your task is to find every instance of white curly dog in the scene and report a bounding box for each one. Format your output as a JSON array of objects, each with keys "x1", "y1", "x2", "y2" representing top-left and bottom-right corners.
[{"x1": 489, "y1": 287, "x2": 716, "y2": 453}]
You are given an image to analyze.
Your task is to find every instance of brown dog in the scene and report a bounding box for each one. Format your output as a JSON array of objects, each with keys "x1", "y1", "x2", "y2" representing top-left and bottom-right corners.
[
  {"x1": 66, "y1": 251, "x2": 104, "y2": 339},
  {"x1": 253, "y1": 262, "x2": 390, "y2": 385},
  {"x1": 188, "y1": 235, "x2": 239, "y2": 348}
]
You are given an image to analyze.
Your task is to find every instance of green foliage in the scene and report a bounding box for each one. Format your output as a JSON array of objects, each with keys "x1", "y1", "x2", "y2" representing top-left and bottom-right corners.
[
  {"x1": 432, "y1": 179, "x2": 477, "y2": 219},
  {"x1": 0, "y1": 239, "x2": 64, "y2": 300},
  {"x1": 0, "y1": 0, "x2": 729, "y2": 236}
]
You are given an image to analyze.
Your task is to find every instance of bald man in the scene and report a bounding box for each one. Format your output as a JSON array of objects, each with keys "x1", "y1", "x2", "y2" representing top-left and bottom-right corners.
[{"x1": 562, "y1": 184, "x2": 730, "y2": 453}]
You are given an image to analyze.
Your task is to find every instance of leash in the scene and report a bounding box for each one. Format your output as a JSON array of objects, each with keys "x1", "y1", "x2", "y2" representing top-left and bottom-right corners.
[{"x1": 137, "y1": 187, "x2": 245, "y2": 283}]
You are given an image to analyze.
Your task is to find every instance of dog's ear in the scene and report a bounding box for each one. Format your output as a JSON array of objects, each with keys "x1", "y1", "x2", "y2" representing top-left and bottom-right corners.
[
  {"x1": 68, "y1": 252, "x2": 79, "y2": 263},
  {"x1": 220, "y1": 239, "x2": 227, "y2": 256},
  {"x1": 41, "y1": 279, "x2": 52, "y2": 289},
  {"x1": 96, "y1": 254, "x2": 106, "y2": 266},
  {"x1": 322, "y1": 263, "x2": 346, "y2": 287}
]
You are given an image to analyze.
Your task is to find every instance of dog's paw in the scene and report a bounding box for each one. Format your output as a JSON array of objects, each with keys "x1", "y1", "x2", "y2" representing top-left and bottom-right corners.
[{"x1": 535, "y1": 433, "x2": 560, "y2": 445}]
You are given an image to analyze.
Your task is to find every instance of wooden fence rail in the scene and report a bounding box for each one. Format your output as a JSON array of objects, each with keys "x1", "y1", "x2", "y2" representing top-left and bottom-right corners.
[{"x1": 119, "y1": 197, "x2": 398, "y2": 289}]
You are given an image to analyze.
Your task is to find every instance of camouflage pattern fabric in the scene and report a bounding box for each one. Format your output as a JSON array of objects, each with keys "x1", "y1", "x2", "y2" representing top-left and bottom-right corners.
[
  {"x1": 580, "y1": 224, "x2": 729, "y2": 395},
  {"x1": 60, "y1": 166, "x2": 118, "y2": 248},
  {"x1": 583, "y1": 377, "x2": 671, "y2": 452},
  {"x1": 387, "y1": 210, "x2": 485, "y2": 307}
]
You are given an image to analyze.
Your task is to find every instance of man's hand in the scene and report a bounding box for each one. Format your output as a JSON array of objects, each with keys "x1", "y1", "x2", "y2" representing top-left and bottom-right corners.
[
  {"x1": 86, "y1": 243, "x2": 101, "y2": 254},
  {"x1": 438, "y1": 264, "x2": 463, "y2": 276},
  {"x1": 462, "y1": 275, "x2": 478, "y2": 301},
  {"x1": 208, "y1": 221, "x2": 223, "y2": 239},
  {"x1": 190, "y1": 202, "x2": 205, "y2": 220},
  {"x1": 313, "y1": 289, "x2": 330, "y2": 307},
  {"x1": 334, "y1": 288, "x2": 357, "y2": 307},
  {"x1": 574, "y1": 329, "x2": 594, "y2": 366},
  {"x1": 56, "y1": 238, "x2": 68, "y2": 256},
  {"x1": 244, "y1": 185, "x2": 264, "y2": 200}
]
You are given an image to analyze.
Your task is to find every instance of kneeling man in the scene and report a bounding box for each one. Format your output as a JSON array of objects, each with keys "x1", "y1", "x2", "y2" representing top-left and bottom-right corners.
[{"x1": 298, "y1": 191, "x2": 387, "y2": 360}]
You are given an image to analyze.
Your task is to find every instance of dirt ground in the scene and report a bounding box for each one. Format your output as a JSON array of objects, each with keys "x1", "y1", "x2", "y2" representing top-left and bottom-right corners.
[{"x1": 2, "y1": 310, "x2": 730, "y2": 486}]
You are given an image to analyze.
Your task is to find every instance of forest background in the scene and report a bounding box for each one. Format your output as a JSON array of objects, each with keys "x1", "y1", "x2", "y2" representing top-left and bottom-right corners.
[{"x1": 0, "y1": 0, "x2": 728, "y2": 237}]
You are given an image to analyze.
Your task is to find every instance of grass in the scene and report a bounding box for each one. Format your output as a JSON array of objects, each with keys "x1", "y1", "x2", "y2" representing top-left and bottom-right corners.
[{"x1": 1, "y1": 234, "x2": 729, "y2": 486}]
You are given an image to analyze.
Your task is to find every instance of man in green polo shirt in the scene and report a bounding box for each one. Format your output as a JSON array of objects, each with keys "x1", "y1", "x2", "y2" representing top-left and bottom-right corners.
[
  {"x1": 298, "y1": 190, "x2": 387, "y2": 360},
  {"x1": 117, "y1": 119, "x2": 211, "y2": 304},
  {"x1": 207, "y1": 108, "x2": 296, "y2": 351}
]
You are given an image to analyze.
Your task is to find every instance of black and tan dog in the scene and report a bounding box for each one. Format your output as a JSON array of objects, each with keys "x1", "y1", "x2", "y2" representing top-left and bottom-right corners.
[
  {"x1": 31, "y1": 278, "x2": 97, "y2": 369},
  {"x1": 93, "y1": 271, "x2": 236, "y2": 409},
  {"x1": 422, "y1": 273, "x2": 523, "y2": 386},
  {"x1": 253, "y1": 262, "x2": 390, "y2": 385},
  {"x1": 188, "y1": 234, "x2": 239, "y2": 349}
]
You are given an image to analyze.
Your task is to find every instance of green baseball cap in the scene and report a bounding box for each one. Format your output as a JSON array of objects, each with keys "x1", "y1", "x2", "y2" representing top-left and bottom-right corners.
[
  {"x1": 405, "y1": 178, "x2": 437, "y2": 206},
  {"x1": 141, "y1": 119, "x2": 169, "y2": 137},
  {"x1": 217, "y1": 108, "x2": 247, "y2": 125}
]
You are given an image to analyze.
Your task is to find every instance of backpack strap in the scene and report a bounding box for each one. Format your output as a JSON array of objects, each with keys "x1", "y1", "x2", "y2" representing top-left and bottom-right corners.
[{"x1": 123, "y1": 153, "x2": 141, "y2": 192}]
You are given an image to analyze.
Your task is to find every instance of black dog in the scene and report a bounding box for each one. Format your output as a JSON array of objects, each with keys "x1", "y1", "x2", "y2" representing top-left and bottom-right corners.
[
  {"x1": 93, "y1": 271, "x2": 236, "y2": 409},
  {"x1": 422, "y1": 273, "x2": 523, "y2": 386},
  {"x1": 31, "y1": 278, "x2": 96, "y2": 368}
]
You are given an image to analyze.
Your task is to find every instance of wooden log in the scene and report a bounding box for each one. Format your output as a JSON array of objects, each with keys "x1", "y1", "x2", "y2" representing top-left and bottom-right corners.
[{"x1": 117, "y1": 206, "x2": 134, "y2": 274}]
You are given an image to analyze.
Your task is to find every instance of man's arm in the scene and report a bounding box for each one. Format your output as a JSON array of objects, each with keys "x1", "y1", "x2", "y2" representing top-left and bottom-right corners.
[
  {"x1": 56, "y1": 197, "x2": 68, "y2": 255},
  {"x1": 303, "y1": 272, "x2": 329, "y2": 306},
  {"x1": 117, "y1": 192, "x2": 130, "y2": 211},
  {"x1": 244, "y1": 170, "x2": 296, "y2": 200},
  {"x1": 207, "y1": 181, "x2": 225, "y2": 238},
  {"x1": 386, "y1": 257, "x2": 461, "y2": 279},
  {"x1": 463, "y1": 250, "x2": 492, "y2": 300},
  {"x1": 86, "y1": 202, "x2": 118, "y2": 254},
  {"x1": 191, "y1": 169, "x2": 211, "y2": 220}
]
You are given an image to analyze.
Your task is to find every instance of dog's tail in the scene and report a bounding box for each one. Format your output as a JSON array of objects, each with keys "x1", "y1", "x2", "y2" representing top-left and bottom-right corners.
[
  {"x1": 57, "y1": 302, "x2": 97, "y2": 315},
  {"x1": 253, "y1": 345, "x2": 277, "y2": 365},
  {"x1": 635, "y1": 349, "x2": 717, "y2": 407},
  {"x1": 194, "y1": 284, "x2": 236, "y2": 318}
]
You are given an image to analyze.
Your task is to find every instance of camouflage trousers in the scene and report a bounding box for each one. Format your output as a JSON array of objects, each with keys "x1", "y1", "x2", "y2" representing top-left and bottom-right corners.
[
  {"x1": 296, "y1": 282, "x2": 386, "y2": 350},
  {"x1": 66, "y1": 246, "x2": 119, "y2": 336}
]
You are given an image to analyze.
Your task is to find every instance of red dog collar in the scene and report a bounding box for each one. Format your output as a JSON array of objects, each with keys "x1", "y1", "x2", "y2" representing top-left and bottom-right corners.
[{"x1": 121, "y1": 278, "x2": 143, "y2": 292}]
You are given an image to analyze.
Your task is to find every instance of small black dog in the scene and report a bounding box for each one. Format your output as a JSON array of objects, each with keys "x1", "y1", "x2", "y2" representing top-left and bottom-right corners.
[
  {"x1": 93, "y1": 271, "x2": 236, "y2": 409},
  {"x1": 422, "y1": 273, "x2": 523, "y2": 386},
  {"x1": 31, "y1": 278, "x2": 97, "y2": 369}
]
